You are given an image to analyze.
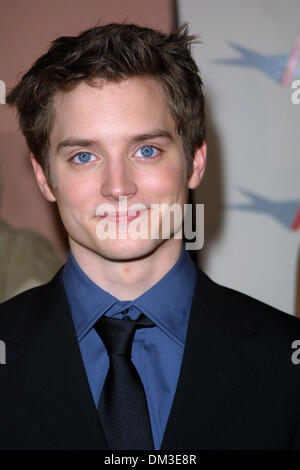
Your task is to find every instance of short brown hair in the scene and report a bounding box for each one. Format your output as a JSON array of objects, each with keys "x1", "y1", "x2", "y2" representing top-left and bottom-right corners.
[{"x1": 7, "y1": 22, "x2": 206, "y2": 179}]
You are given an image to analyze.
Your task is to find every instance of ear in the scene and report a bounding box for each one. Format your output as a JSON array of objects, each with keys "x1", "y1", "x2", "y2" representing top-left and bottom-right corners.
[
  {"x1": 188, "y1": 141, "x2": 207, "y2": 190},
  {"x1": 30, "y1": 154, "x2": 56, "y2": 202}
]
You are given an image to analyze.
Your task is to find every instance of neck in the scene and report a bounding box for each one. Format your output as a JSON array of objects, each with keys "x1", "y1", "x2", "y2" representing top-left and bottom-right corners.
[{"x1": 69, "y1": 239, "x2": 183, "y2": 300}]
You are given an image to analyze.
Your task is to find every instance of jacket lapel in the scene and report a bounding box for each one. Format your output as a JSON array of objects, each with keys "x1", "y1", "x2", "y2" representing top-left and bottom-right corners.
[
  {"x1": 161, "y1": 268, "x2": 258, "y2": 450},
  {"x1": 3, "y1": 269, "x2": 108, "y2": 449}
]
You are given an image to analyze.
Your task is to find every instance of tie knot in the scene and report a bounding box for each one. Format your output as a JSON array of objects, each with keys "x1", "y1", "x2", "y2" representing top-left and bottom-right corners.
[{"x1": 95, "y1": 313, "x2": 155, "y2": 357}]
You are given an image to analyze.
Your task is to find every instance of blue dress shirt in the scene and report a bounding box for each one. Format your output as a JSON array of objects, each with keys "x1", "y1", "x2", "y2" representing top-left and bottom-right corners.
[{"x1": 62, "y1": 244, "x2": 196, "y2": 449}]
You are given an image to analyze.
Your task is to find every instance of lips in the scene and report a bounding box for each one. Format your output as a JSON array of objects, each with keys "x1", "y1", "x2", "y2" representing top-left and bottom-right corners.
[{"x1": 98, "y1": 210, "x2": 147, "y2": 223}]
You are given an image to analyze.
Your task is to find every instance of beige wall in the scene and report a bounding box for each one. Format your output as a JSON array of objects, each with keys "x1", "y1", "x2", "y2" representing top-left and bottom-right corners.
[
  {"x1": 0, "y1": 0, "x2": 174, "y2": 261},
  {"x1": 178, "y1": 0, "x2": 300, "y2": 315}
]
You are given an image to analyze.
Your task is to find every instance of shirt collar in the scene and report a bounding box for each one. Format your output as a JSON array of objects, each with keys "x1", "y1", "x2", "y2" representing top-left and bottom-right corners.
[{"x1": 62, "y1": 244, "x2": 196, "y2": 346}]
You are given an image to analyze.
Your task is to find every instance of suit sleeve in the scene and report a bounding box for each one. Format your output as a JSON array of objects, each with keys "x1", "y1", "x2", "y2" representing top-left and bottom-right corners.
[{"x1": 291, "y1": 413, "x2": 300, "y2": 449}]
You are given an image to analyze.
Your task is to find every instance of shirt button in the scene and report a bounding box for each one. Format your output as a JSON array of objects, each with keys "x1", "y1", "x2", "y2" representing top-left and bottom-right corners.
[{"x1": 121, "y1": 308, "x2": 129, "y2": 315}]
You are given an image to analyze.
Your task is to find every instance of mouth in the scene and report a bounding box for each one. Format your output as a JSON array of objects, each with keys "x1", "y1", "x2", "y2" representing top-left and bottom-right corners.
[{"x1": 96, "y1": 210, "x2": 147, "y2": 224}]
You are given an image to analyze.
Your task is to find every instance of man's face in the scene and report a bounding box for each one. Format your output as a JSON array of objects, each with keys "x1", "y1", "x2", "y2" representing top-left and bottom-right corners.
[{"x1": 33, "y1": 77, "x2": 205, "y2": 262}]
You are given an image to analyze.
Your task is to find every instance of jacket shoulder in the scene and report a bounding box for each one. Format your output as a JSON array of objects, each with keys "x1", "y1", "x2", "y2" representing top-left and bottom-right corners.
[
  {"x1": 0, "y1": 267, "x2": 66, "y2": 340},
  {"x1": 195, "y1": 267, "x2": 300, "y2": 338}
]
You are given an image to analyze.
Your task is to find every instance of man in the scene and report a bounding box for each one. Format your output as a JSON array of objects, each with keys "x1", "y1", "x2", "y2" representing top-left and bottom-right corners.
[
  {"x1": 1, "y1": 23, "x2": 300, "y2": 450},
  {"x1": 0, "y1": 171, "x2": 61, "y2": 304},
  {"x1": 0, "y1": 218, "x2": 62, "y2": 303}
]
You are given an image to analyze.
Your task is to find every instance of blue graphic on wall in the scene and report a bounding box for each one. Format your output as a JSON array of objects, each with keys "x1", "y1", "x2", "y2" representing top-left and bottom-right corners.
[
  {"x1": 227, "y1": 188, "x2": 300, "y2": 231},
  {"x1": 216, "y1": 30, "x2": 300, "y2": 85}
]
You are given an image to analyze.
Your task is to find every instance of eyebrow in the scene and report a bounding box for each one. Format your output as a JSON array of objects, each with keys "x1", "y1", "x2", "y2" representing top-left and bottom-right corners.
[{"x1": 55, "y1": 129, "x2": 174, "y2": 154}]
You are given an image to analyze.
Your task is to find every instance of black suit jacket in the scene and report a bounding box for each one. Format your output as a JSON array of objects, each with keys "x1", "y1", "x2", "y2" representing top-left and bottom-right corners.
[{"x1": 1, "y1": 266, "x2": 300, "y2": 450}]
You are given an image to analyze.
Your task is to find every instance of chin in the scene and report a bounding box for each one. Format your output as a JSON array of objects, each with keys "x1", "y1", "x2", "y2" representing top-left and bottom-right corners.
[{"x1": 93, "y1": 237, "x2": 164, "y2": 262}]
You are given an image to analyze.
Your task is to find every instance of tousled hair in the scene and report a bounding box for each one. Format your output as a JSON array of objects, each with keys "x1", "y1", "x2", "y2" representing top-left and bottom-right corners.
[{"x1": 7, "y1": 22, "x2": 206, "y2": 180}]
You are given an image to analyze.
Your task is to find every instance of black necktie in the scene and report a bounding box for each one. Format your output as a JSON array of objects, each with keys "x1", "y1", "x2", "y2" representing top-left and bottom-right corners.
[{"x1": 94, "y1": 312, "x2": 155, "y2": 450}]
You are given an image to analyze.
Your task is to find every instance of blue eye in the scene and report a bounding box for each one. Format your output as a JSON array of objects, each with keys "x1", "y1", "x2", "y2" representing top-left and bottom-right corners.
[
  {"x1": 135, "y1": 145, "x2": 159, "y2": 158},
  {"x1": 72, "y1": 152, "x2": 97, "y2": 164}
]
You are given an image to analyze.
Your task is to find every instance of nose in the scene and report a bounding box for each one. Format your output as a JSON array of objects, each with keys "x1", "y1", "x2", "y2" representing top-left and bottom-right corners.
[{"x1": 100, "y1": 157, "x2": 138, "y2": 201}]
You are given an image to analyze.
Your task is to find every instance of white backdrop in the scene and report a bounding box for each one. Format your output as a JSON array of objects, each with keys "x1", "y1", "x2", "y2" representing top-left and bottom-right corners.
[{"x1": 178, "y1": 0, "x2": 300, "y2": 314}]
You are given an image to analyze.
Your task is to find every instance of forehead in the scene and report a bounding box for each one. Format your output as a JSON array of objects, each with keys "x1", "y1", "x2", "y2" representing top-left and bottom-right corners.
[{"x1": 50, "y1": 77, "x2": 179, "y2": 145}]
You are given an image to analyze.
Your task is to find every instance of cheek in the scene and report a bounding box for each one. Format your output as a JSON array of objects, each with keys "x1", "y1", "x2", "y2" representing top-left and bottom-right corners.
[
  {"x1": 147, "y1": 168, "x2": 185, "y2": 201},
  {"x1": 54, "y1": 178, "x2": 96, "y2": 233},
  {"x1": 51, "y1": 185, "x2": 96, "y2": 236},
  {"x1": 54, "y1": 171, "x2": 98, "y2": 208},
  {"x1": 145, "y1": 161, "x2": 183, "y2": 189}
]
